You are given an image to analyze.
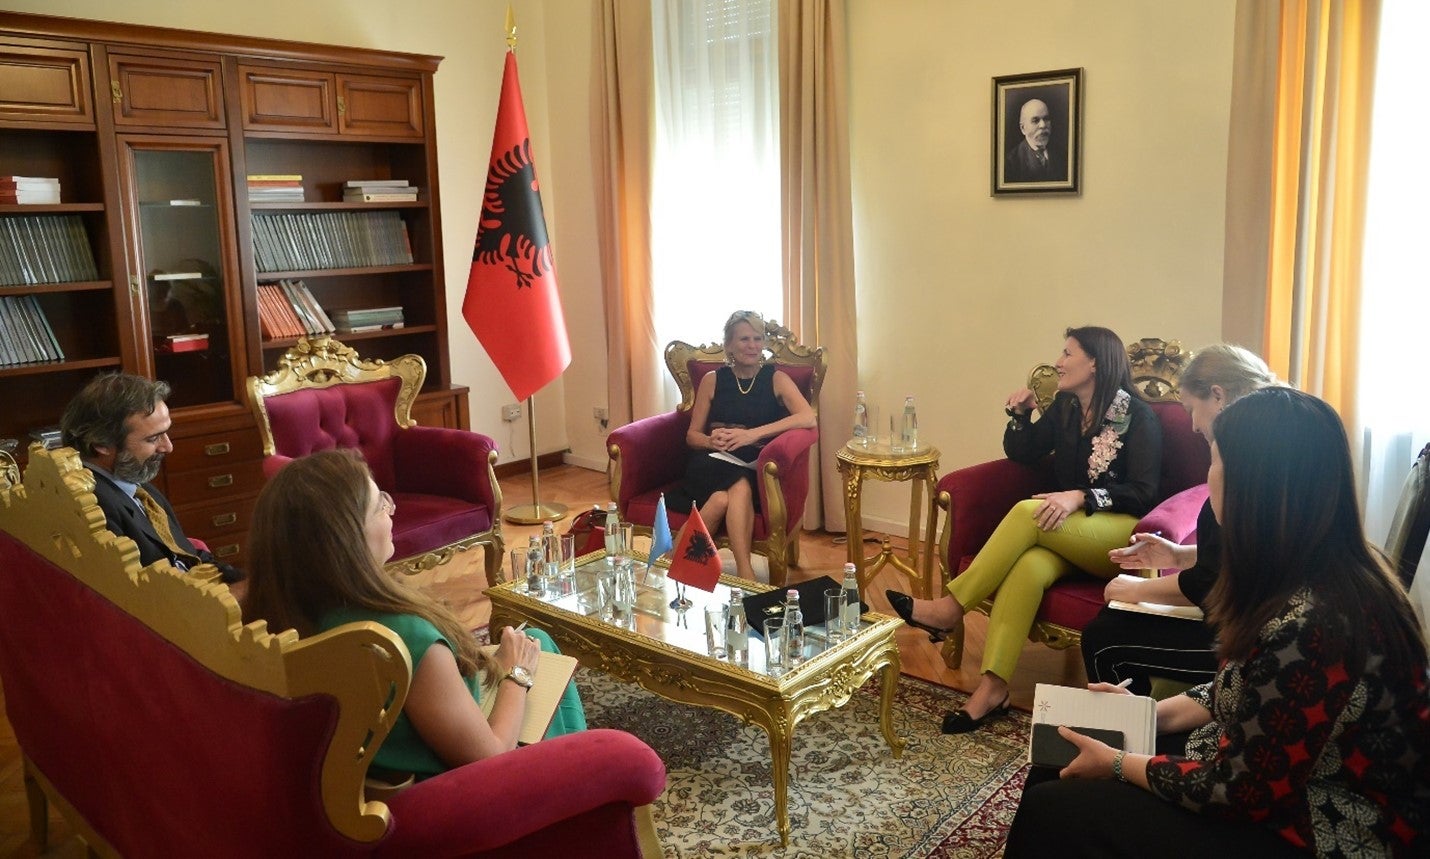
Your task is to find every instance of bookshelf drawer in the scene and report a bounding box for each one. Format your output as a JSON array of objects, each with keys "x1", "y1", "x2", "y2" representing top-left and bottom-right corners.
[
  {"x1": 108, "y1": 52, "x2": 226, "y2": 130},
  {"x1": 172, "y1": 493, "x2": 257, "y2": 539},
  {"x1": 201, "y1": 532, "x2": 247, "y2": 565},
  {"x1": 238, "y1": 64, "x2": 338, "y2": 134},
  {"x1": 164, "y1": 427, "x2": 263, "y2": 472},
  {"x1": 0, "y1": 42, "x2": 93, "y2": 125},
  {"x1": 337, "y1": 74, "x2": 423, "y2": 138},
  {"x1": 163, "y1": 459, "x2": 264, "y2": 505}
]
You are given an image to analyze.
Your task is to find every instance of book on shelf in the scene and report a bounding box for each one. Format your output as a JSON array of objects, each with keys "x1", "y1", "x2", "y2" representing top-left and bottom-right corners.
[
  {"x1": 256, "y1": 283, "x2": 304, "y2": 339},
  {"x1": 246, "y1": 174, "x2": 303, "y2": 182},
  {"x1": 151, "y1": 270, "x2": 205, "y2": 282},
  {"x1": 28, "y1": 425, "x2": 62, "y2": 449},
  {"x1": 335, "y1": 322, "x2": 405, "y2": 333},
  {"x1": 0, "y1": 176, "x2": 60, "y2": 186},
  {"x1": 1028, "y1": 683, "x2": 1156, "y2": 768},
  {"x1": 166, "y1": 199, "x2": 203, "y2": 207},
  {"x1": 155, "y1": 332, "x2": 209, "y2": 354},
  {"x1": 0, "y1": 189, "x2": 61, "y2": 205},
  {"x1": 342, "y1": 191, "x2": 419, "y2": 203},
  {"x1": 343, "y1": 179, "x2": 412, "y2": 188},
  {"x1": 0, "y1": 215, "x2": 98, "y2": 286},
  {"x1": 476, "y1": 645, "x2": 579, "y2": 745},
  {"x1": 251, "y1": 211, "x2": 414, "y2": 273},
  {"x1": 0, "y1": 294, "x2": 64, "y2": 366}
]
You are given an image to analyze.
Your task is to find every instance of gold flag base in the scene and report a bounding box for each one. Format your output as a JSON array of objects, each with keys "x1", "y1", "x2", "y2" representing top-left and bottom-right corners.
[{"x1": 504, "y1": 501, "x2": 569, "y2": 525}]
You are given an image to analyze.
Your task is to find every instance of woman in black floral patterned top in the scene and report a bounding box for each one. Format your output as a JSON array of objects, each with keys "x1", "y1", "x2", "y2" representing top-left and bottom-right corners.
[{"x1": 1007, "y1": 388, "x2": 1429, "y2": 858}]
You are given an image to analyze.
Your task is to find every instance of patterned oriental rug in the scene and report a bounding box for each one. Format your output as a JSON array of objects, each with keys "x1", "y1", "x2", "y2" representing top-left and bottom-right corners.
[{"x1": 578, "y1": 667, "x2": 1032, "y2": 858}]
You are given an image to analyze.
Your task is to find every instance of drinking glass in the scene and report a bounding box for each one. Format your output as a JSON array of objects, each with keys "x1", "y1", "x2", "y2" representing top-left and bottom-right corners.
[
  {"x1": 596, "y1": 568, "x2": 617, "y2": 620},
  {"x1": 704, "y1": 603, "x2": 727, "y2": 658},
  {"x1": 512, "y1": 549, "x2": 534, "y2": 592},
  {"x1": 614, "y1": 522, "x2": 634, "y2": 559},
  {"x1": 823, "y1": 588, "x2": 845, "y2": 643},
  {"x1": 763, "y1": 618, "x2": 786, "y2": 672},
  {"x1": 558, "y1": 533, "x2": 577, "y2": 594}
]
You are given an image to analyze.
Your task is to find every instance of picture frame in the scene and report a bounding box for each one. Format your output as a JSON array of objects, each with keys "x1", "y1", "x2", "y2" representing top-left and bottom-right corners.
[{"x1": 992, "y1": 68, "x2": 1082, "y2": 195}]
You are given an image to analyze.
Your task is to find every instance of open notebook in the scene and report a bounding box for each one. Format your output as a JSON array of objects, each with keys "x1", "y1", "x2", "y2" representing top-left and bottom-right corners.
[
  {"x1": 1029, "y1": 683, "x2": 1156, "y2": 768},
  {"x1": 478, "y1": 646, "x2": 578, "y2": 745}
]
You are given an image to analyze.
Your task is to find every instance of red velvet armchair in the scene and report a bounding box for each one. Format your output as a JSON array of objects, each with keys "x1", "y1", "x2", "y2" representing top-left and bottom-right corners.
[
  {"x1": 247, "y1": 337, "x2": 505, "y2": 585},
  {"x1": 936, "y1": 338, "x2": 1212, "y2": 667},
  {"x1": 0, "y1": 447, "x2": 666, "y2": 858},
  {"x1": 607, "y1": 320, "x2": 826, "y2": 587}
]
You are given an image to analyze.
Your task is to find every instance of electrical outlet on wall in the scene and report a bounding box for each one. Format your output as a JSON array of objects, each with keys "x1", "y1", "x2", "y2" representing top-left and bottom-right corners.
[{"x1": 501, "y1": 403, "x2": 522, "y2": 422}]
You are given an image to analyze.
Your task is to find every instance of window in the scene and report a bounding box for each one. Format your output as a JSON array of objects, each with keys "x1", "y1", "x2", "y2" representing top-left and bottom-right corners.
[{"x1": 650, "y1": 0, "x2": 780, "y2": 404}]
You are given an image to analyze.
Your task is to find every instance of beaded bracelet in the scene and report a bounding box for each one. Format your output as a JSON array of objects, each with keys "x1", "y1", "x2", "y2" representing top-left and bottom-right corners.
[{"x1": 1112, "y1": 749, "x2": 1127, "y2": 782}]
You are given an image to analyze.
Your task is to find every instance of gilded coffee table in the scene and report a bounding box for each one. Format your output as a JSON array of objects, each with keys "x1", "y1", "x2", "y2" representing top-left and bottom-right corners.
[{"x1": 486, "y1": 553, "x2": 905, "y2": 846}]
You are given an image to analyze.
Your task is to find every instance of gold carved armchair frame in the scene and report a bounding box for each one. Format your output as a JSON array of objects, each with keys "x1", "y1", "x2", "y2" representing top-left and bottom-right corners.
[
  {"x1": 247, "y1": 336, "x2": 504, "y2": 580},
  {"x1": 610, "y1": 319, "x2": 826, "y2": 585}
]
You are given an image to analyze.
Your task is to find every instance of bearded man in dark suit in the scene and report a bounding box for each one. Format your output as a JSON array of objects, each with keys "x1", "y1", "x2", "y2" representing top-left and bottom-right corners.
[{"x1": 60, "y1": 373, "x2": 244, "y2": 593}]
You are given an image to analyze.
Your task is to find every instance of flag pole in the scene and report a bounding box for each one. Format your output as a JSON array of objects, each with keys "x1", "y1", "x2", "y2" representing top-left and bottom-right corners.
[{"x1": 504, "y1": 395, "x2": 568, "y2": 524}]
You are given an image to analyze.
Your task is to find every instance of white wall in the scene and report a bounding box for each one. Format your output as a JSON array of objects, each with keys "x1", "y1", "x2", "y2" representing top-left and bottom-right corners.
[{"x1": 844, "y1": 0, "x2": 1235, "y2": 531}]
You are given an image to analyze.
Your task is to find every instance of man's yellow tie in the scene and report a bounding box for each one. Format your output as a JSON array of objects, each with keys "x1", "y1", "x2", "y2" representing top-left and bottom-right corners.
[{"x1": 133, "y1": 485, "x2": 190, "y2": 560}]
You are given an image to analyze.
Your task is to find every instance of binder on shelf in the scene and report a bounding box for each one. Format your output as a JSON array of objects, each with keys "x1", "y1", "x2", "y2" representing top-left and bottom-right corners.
[{"x1": 0, "y1": 214, "x2": 98, "y2": 286}]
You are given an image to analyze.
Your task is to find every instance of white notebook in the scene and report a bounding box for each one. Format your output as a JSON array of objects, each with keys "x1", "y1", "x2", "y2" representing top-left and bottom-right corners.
[
  {"x1": 1106, "y1": 573, "x2": 1204, "y2": 620},
  {"x1": 1029, "y1": 683, "x2": 1156, "y2": 765},
  {"x1": 477, "y1": 646, "x2": 578, "y2": 745}
]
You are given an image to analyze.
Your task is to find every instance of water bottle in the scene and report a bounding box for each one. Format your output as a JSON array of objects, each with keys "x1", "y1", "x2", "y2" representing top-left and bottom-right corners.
[
  {"x1": 525, "y1": 536, "x2": 543, "y2": 594},
  {"x1": 726, "y1": 590, "x2": 749, "y2": 666},
  {"x1": 852, "y1": 390, "x2": 870, "y2": 447},
  {"x1": 842, "y1": 562, "x2": 862, "y2": 633},
  {"x1": 784, "y1": 588, "x2": 805, "y2": 664},
  {"x1": 603, "y1": 501, "x2": 620, "y2": 567},
  {"x1": 900, "y1": 395, "x2": 918, "y2": 452}
]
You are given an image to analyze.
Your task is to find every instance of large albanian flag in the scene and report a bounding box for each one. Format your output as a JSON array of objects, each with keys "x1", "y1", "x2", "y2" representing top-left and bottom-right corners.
[{"x1": 462, "y1": 50, "x2": 570, "y2": 402}]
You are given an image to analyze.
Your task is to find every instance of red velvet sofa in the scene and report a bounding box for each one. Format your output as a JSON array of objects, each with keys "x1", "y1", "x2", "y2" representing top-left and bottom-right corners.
[
  {"x1": 936, "y1": 339, "x2": 1212, "y2": 665},
  {"x1": 0, "y1": 446, "x2": 665, "y2": 857}
]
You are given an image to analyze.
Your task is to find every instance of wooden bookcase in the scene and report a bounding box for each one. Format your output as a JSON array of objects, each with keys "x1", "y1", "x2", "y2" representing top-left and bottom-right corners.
[{"x1": 0, "y1": 12, "x2": 466, "y2": 561}]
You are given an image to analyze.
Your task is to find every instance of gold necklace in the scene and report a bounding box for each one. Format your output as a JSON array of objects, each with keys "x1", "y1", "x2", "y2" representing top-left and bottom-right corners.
[{"x1": 733, "y1": 367, "x2": 758, "y2": 395}]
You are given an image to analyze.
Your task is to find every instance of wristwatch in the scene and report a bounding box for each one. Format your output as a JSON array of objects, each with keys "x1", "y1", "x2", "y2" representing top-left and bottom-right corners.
[{"x1": 503, "y1": 665, "x2": 534, "y2": 690}]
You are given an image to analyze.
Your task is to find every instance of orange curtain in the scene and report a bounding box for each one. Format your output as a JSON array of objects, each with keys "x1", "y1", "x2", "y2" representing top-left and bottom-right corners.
[
  {"x1": 1260, "y1": 0, "x2": 1380, "y2": 430},
  {"x1": 778, "y1": 0, "x2": 858, "y2": 532},
  {"x1": 595, "y1": 0, "x2": 663, "y2": 430}
]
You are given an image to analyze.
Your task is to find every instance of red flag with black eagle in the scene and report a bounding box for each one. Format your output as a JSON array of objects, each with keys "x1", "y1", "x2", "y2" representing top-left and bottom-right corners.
[
  {"x1": 463, "y1": 50, "x2": 571, "y2": 402},
  {"x1": 667, "y1": 505, "x2": 723, "y2": 592}
]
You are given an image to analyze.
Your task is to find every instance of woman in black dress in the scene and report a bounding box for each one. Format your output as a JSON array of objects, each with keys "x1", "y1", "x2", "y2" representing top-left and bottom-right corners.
[{"x1": 666, "y1": 311, "x2": 816, "y2": 580}]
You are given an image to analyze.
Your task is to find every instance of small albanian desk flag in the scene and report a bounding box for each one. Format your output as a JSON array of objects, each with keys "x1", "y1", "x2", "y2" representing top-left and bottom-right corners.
[
  {"x1": 667, "y1": 505, "x2": 722, "y2": 592},
  {"x1": 462, "y1": 50, "x2": 571, "y2": 402}
]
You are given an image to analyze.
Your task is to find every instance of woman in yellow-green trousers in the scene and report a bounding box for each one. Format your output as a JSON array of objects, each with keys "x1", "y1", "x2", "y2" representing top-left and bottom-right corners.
[{"x1": 888, "y1": 326, "x2": 1162, "y2": 733}]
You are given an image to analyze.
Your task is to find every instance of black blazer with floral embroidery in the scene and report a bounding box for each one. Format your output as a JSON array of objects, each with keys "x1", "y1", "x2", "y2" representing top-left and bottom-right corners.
[{"x1": 1002, "y1": 390, "x2": 1161, "y2": 517}]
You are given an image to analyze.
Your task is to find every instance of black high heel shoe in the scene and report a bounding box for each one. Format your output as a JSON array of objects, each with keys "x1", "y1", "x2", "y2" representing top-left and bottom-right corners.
[
  {"x1": 941, "y1": 695, "x2": 1011, "y2": 734},
  {"x1": 885, "y1": 590, "x2": 958, "y2": 643}
]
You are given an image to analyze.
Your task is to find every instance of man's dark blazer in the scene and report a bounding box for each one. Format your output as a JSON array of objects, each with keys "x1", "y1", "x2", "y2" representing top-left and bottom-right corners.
[
  {"x1": 87, "y1": 466, "x2": 242, "y2": 583},
  {"x1": 1005, "y1": 139, "x2": 1065, "y2": 183}
]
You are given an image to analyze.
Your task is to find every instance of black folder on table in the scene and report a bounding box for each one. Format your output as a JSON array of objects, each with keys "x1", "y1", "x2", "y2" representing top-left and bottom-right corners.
[{"x1": 742, "y1": 575, "x2": 869, "y2": 636}]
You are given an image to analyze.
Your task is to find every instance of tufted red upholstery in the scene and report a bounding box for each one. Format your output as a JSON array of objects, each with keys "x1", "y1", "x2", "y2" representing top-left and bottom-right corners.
[
  {"x1": 938, "y1": 396, "x2": 1211, "y2": 642},
  {"x1": 259, "y1": 379, "x2": 499, "y2": 568}
]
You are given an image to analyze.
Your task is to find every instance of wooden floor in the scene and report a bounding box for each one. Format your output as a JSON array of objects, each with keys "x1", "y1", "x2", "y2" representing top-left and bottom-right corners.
[{"x1": 0, "y1": 464, "x2": 1085, "y2": 856}]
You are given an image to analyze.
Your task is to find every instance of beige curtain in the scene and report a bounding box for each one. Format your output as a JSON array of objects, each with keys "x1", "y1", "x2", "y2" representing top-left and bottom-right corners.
[
  {"x1": 594, "y1": 0, "x2": 664, "y2": 429},
  {"x1": 1224, "y1": 0, "x2": 1380, "y2": 430},
  {"x1": 778, "y1": 0, "x2": 858, "y2": 533}
]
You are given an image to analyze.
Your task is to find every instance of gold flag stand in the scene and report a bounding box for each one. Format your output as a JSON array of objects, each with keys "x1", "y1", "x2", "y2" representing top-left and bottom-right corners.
[{"x1": 504, "y1": 395, "x2": 568, "y2": 524}]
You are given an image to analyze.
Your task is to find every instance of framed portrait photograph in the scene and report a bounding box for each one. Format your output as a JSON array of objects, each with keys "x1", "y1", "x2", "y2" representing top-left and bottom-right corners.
[{"x1": 992, "y1": 68, "x2": 1082, "y2": 195}]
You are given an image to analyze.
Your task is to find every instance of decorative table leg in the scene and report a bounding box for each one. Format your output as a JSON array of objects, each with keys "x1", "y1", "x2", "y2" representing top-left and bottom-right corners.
[
  {"x1": 767, "y1": 720, "x2": 795, "y2": 846},
  {"x1": 877, "y1": 651, "x2": 906, "y2": 758}
]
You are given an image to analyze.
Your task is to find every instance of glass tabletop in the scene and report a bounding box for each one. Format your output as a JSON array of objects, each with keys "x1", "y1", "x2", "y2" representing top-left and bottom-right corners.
[{"x1": 507, "y1": 550, "x2": 867, "y2": 678}]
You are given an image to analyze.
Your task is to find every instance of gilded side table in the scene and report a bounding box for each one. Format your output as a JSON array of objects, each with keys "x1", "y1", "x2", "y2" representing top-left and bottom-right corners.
[{"x1": 835, "y1": 440, "x2": 942, "y2": 600}]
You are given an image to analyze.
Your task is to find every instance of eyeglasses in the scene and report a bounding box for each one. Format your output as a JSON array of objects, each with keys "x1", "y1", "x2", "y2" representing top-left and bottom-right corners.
[{"x1": 377, "y1": 491, "x2": 396, "y2": 516}]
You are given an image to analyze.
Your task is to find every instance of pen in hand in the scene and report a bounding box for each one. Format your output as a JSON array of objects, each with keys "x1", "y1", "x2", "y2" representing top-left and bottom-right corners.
[{"x1": 1115, "y1": 678, "x2": 1134, "y2": 689}]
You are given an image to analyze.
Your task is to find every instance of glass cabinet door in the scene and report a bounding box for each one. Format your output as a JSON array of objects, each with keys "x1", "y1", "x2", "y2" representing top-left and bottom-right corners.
[{"x1": 118, "y1": 137, "x2": 244, "y2": 409}]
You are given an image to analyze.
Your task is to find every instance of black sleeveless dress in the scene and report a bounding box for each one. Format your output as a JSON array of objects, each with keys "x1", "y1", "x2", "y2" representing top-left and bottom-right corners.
[{"x1": 666, "y1": 364, "x2": 790, "y2": 515}]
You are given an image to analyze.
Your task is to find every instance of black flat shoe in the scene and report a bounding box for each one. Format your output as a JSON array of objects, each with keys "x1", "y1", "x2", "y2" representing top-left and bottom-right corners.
[
  {"x1": 941, "y1": 696, "x2": 1011, "y2": 734},
  {"x1": 885, "y1": 589, "x2": 956, "y2": 643}
]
